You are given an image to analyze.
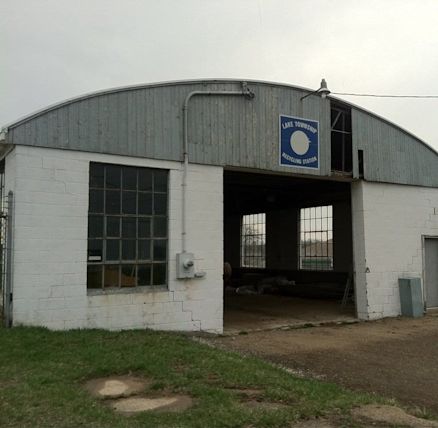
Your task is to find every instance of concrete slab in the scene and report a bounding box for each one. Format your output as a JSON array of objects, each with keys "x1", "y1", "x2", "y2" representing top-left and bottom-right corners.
[
  {"x1": 352, "y1": 405, "x2": 438, "y2": 428},
  {"x1": 224, "y1": 294, "x2": 355, "y2": 334},
  {"x1": 85, "y1": 375, "x2": 149, "y2": 399},
  {"x1": 111, "y1": 395, "x2": 193, "y2": 414}
]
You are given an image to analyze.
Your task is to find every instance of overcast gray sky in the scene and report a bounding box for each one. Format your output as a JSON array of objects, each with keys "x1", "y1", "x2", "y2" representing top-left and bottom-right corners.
[{"x1": 1, "y1": 0, "x2": 438, "y2": 150}]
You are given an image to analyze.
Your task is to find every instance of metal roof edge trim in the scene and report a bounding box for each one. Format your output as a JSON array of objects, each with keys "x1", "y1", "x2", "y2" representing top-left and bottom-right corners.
[{"x1": 2, "y1": 78, "x2": 296, "y2": 130}]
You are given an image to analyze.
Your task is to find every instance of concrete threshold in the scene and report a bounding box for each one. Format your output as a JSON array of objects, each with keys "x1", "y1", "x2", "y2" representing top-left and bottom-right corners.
[{"x1": 222, "y1": 317, "x2": 359, "y2": 337}]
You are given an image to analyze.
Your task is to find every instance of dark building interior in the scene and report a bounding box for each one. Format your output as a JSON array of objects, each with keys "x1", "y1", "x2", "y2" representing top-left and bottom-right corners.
[{"x1": 223, "y1": 170, "x2": 355, "y2": 331}]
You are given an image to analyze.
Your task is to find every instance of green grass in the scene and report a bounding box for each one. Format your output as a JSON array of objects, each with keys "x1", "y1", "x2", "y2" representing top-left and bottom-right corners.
[{"x1": 0, "y1": 327, "x2": 379, "y2": 428}]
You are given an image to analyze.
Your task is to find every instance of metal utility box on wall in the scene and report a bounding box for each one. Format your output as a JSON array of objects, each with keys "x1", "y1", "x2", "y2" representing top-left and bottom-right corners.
[
  {"x1": 398, "y1": 278, "x2": 424, "y2": 318},
  {"x1": 176, "y1": 252, "x2": 195, "y2": 279}
]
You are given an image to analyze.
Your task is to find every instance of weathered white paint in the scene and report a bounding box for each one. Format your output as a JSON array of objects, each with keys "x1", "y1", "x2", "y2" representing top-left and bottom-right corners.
[
  {"x1": 5, "y1": 145, "x2": 223, "y2": 332},
  {"x1": 352, "y1": 181, "x2": 438, "y2": 319}
]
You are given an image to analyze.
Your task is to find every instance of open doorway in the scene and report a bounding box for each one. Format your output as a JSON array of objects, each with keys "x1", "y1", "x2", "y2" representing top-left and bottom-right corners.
[{"x1": 223, "y1": 170, "x2": 356, "y2": 333}]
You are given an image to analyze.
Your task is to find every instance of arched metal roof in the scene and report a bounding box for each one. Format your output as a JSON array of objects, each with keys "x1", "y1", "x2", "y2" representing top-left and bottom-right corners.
[
  {"x1": 2, "y1": 79, "x2": 438, "y2": 187},
  {"x1": 2, "y1": 78, "x2": 436, "y2": 154}
]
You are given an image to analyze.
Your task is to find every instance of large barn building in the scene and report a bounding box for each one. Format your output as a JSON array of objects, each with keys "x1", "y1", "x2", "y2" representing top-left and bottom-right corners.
[{"x1": 0, "y1": 79, "x2": 437, "y2": 332}]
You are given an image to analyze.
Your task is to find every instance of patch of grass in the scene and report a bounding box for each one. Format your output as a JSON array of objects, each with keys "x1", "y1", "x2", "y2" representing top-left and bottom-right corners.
[
  {"x1": 0, "y1": 327, "x2": 379, "y2": 427},
  {"x1": 412, "y1": 406, "x2": 437, "y2": 421}
]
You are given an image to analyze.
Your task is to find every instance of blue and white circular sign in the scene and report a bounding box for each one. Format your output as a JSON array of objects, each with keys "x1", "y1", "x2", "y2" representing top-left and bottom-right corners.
[{"x1": 279, "y1": 115, "x2": 319, "y2": 169}]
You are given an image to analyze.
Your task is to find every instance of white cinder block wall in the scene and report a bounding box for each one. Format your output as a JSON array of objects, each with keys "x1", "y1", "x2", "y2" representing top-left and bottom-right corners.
[
  {"x1": 352, "y1": 181, "x2": 438, "y2": 320},
  {"x1": 5, "y1": 145, "x2": 223, "y2": 332}
]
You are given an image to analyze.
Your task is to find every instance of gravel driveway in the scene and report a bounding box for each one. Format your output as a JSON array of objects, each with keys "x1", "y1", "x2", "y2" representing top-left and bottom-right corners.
[{"x1": 212, "y1": 313, "x2": 438, "y2": 416}]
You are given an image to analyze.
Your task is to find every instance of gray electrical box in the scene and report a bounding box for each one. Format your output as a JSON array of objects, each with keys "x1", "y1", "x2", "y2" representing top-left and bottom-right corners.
[
  {"x1": 176, "y1": 252, "x2": 195, "y2": 279},
  {"x1": 398, "y1": 277, "x2": 424, "y2": 318}
]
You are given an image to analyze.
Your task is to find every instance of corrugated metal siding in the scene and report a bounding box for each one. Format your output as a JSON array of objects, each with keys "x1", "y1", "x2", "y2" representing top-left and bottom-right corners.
[
  {"x1": 6, "y1": 81, "x2": 332, "y2": 177},
  {"x1": 352, "y1": 109, "x2": 438, "y2": 187},
  {"x1": 6, "y1": 80, "x2": 438, "y2": 186}
]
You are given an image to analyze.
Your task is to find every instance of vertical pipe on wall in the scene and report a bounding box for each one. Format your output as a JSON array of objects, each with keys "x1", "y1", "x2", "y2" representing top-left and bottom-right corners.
[{"x1": 181, "y1": 83, "x2": 255, "y2": 253}]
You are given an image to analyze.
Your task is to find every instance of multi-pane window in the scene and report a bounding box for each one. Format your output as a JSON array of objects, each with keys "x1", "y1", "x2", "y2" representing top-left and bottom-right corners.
[
  {"x1": 87, "y1": 163, "x2": 168, "y2": 289},
  {"x1": 240, "y1": 213, "x2": 266, "y2": 268},
  {"x1": 299, "y1": 205, "x2": 333, "y2": 271}
]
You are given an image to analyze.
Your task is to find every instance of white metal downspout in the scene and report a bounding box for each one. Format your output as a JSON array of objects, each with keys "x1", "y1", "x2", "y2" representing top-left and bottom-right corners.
[{"x1": 181, "y1": 82, "x2": 255, "y2": 253}]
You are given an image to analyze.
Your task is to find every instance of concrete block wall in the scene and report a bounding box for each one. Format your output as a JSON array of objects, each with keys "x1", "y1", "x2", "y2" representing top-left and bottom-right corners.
[
  {"x1": 5, "y1": 145, "x2": 223, "y2": 332},
  {"x1": 352, "y1": 180, "x2": 438, "y2": 319},
  {"x1": 351, "y1": 181, "x2": 368, "y2": 319}
]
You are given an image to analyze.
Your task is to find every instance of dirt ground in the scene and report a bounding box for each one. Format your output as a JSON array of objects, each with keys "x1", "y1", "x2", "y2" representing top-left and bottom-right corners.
[{"x1": 212, "y1": 312, "x2": 438, "y2": 417}]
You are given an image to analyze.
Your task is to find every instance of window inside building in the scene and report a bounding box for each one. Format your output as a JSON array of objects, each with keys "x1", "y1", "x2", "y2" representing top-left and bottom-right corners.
[
  {"x1": 87, "y1": 163, "x2": 168, "y2": 289},
  {"x1": 299, "y1": 205, "x2": 333, "y2": 271},
  {"x1": 240, "y1": 213, "x2": 266, "y2": 268}
]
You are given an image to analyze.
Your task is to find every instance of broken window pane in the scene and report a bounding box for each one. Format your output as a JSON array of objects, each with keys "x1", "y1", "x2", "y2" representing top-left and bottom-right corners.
[
  {"x1": 121, "y1": 265, "x2": 136, "y2": 287},
  {"x1": 104, "y1": 265, "x2": 119, "y2": 288},
  {"x1": 88, "y1": 239, "x2": 103, "y2": 262}
]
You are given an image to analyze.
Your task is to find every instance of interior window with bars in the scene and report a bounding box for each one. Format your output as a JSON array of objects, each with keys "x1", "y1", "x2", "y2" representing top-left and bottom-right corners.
[
  {"x1": 299, "y1": 205, "x2": 333, "y2": 271},
  {"x1": 87, "y1": 163, "x2": 168, "y2": 289},
  {"x1": 240, "y1": 213, "x2": 266, "y2": 268}
]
